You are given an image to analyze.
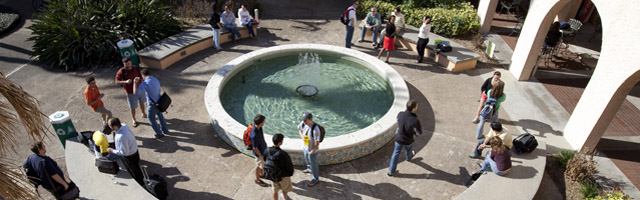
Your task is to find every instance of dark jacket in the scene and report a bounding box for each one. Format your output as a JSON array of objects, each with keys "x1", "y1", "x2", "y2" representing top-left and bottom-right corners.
[
  {"x1": 264, "y1": 146, "x2": 294, "y2": 180},
  {"x1": 395, "y1": 110, "x2": 422, "y2": 145},
  {"x1": 209, "y1": 11, "x2": 221, "y2": 29},
  {"x1": 481, "y1": 77, "x2": 492, "y2": 93}
]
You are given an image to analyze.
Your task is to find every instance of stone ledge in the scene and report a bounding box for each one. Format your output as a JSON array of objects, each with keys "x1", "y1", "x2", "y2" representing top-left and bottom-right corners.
[{"x1": 455, "y1": 139, "x2": 547, "y2": 200}]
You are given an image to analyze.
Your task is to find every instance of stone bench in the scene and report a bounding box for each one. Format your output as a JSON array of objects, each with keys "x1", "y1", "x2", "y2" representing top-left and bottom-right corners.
[
  {"x1": 64, "y1": 138, "x2": 155, "y2": 199},
  {"x1": 455, "y1": 139, "x2": 547, "y2": 200},
  {"x1": 138, "y1": 24, "x2": 258, "y2": 70}
]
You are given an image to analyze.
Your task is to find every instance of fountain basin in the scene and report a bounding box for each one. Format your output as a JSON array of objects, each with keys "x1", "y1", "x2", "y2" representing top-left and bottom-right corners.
[{"x1": 204, "y1": 44, "x2": 409, "y2": 165}]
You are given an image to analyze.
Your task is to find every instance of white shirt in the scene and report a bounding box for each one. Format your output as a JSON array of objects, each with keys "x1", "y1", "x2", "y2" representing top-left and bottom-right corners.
[
  {"x1": 298, "y1": 121, "x2": 320, "y2": 151},
  {"x1": 348, "y1": 6, "x2": 356, "y2": 27},
  {"x1": 112, "y1": 124, "x2": 138, "y2": 156},
  {"x1": 392, "y1": 12, "x2": 405, "y2": 29},
  {"x1": 419, "y1": 23, "x2": 431, "y2": 39},
  {"x1": 238, "y1": 9, "x2": 251, "y2": 23}
]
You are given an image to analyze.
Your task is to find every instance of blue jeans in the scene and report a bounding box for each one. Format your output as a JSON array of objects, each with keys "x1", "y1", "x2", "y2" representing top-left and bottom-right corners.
[
  {"x1": 479, "y1": 153, "x2": 507, "y2": 176},
  {"x1": 147, "y1": 105, "x2": 168, "y2": 137},
  {"x1": 303, "y1": 149, "x2": 319, "y2": 183},
  {"x1": 223, "y1": 24, "x2": 242, "y2": 42},
  {"x1": 211, "y1": 27, "x2": 221, "y2": 50},
  {"x1": 345, "y1": 25, "x2": 354, "y2": 48},
  {"x1": 360, "y1": 23, "x2": 380, "y2": 44},
  {"x1": 242, "y1": 21, "x2": 255, "y2": 37},
  {"x1": 388, "y1": 142, "x2": 414, "y2": 174},
  {"x1": 475, "y1": 111, "x2": 500, "y2": 139}
]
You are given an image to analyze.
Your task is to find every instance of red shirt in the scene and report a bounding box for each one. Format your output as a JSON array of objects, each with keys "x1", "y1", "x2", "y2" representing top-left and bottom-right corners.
[
  {"x1": 115, "y1": 67, "x2": 142, "y2": 94},
  {"x1": 84, "y1": 86, "x2": 103, "y2": 111}
]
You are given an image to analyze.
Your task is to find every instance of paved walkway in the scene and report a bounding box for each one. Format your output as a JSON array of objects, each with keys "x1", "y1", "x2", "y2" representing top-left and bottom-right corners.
[{"x1": 0, "y1": 2, "x2": 638, "y2": 199}]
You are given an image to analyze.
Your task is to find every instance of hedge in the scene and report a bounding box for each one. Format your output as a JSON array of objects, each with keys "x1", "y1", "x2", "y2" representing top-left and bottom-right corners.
[
  {"x1": 357, "y1": 0, "x2": 479, "y2": 36},
  {"x1": 28, "y1": 0, "x2": 182, "y2": 70}
]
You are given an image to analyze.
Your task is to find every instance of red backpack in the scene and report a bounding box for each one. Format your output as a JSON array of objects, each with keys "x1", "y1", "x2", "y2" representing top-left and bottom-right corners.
[{"x1": 242, "y1": 124, "x2": 254, "y2": 150}]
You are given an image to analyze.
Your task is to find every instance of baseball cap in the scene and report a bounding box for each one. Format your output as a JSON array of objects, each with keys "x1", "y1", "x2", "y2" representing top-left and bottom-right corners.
[{"x1": 300, "y1": 112, "x2": 313, "y2": 121}]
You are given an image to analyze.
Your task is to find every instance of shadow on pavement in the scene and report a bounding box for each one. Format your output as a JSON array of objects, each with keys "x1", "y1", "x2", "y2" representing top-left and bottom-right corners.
[
  {"x1": 501, "y1": 119, "x2": 564, "y2": 138},
  {"x1": 292, "y1": 174, "x2": 421, "y2": 200},
  {"x1": 402, "y1": 157, "x2": 471, "y2": 186},
  {"x1": 140, "y1": 160, "x2": 232, "y2": 200}
]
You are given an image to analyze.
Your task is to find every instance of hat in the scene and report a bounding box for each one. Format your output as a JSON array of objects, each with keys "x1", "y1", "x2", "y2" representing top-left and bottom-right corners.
[{"x1": 300, "y1": 112, "x2": 313, "y2": 121}]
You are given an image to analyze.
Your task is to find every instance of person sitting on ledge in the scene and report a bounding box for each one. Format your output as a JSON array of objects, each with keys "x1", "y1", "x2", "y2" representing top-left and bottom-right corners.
[{"x1": 472, "y1": 136, "x2": 512, "y2": 177}]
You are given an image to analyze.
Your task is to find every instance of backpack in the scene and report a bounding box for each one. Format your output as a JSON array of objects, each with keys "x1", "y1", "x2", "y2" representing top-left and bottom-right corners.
[
  {"x1": 512, "y1": 133, "x2": 538, "y2": 154},
  {"x1": 340, "y1": 8, "x2": 354, "y2": 25},
  {"x1": 480, "y1": 97, "x2": 497, "y2": 119},
  {"x1": 311, "y1": 123, "x2": 326, "y2": 143},
  {"x1": 436, "y1": 41, "x2": 453, "y2": 53},
  {"x1": 242, "y1": 124, "x2": 254, "y2": 150},
  {"x1": 263, "y1": 150, "x2": 283, "y2": 182}
]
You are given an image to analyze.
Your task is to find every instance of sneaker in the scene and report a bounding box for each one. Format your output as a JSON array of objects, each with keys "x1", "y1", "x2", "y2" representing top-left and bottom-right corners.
[
  {"x1": 302, "y1": 169, "x2": 310, "y2": 173},
  {"x1": 387, "y1": 170, "x2": 398, "y2": 176},
  {"x1": 154, "y1": 134, "x2": 165, "y2": 139},
  {"x1": 471, "y1": 117, "x2": 480, "y2": 124},
  {"x1": 372, "y1": 43, "x2": 377, "y2": 46},
  {"x1": 307, "y1": 181, "x2": 319, "y2": 187},
  {"x1": 468, "y1": 155, "x2": 480, "y2": 159},
  {"x1": 357, "y1": 39, "x2": 364, "y2": 43}
]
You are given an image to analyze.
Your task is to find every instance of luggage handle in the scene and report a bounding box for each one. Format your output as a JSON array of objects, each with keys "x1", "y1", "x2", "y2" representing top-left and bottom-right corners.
[{"x1": 140, "y1": 165, "x2": 149, "y2": 180}]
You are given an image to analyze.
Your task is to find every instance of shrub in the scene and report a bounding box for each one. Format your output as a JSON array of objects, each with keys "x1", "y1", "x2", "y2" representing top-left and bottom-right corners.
[
  {"x1": 580, "y1": 181, "x2": 600, "y2": 199},
  {"x1": 358, "y1": 0, "x2": 479, "y2": 36},
  {"x1": 556, "y1": 149, "x2": 576, "y2": 167},
  {"x1": 565, "y1": 148, "x2": 598, "y2": 183},
  {"x1": 28, "y1": 0, "x2": 182, "y2": 70}
]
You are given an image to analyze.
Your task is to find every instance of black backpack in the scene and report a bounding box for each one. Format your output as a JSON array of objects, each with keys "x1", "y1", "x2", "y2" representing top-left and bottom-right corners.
[
  {"x1": 340, "y1": 8, "x2": 354, "y2": 25},
  {"x1": 436, "y1": 41, "x2": 452, "y2": 53},
  {"x1": 513, "y1": 133, "x2": 538, "y2": 154},
  {"x1": 311, "y1": 123, "x2": 326, "y2": 143},
  {"x1": 263, "y1": 150, "x2": 283, "y2": 182}
]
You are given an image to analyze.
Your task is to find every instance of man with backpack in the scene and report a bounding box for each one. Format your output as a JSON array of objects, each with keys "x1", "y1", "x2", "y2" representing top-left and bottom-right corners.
[
  {"x1": 388, "y1": 99, "x2": 422, "y2": 176},
  {"x1": 209, "y1": 3, "x2": 222, "y2": 50},
  {"x1": 298, "y1": 112, "x2": 321, "y2": 187},
  {"x1": 250, "y1": 114, "x2": 269, "y2": 187},
  {"x1": 263, "y1": 134, "x2": 294, "y2": 200},
  {"x1": 344, "y1": 1, "x2": 358, "y2": 48}
]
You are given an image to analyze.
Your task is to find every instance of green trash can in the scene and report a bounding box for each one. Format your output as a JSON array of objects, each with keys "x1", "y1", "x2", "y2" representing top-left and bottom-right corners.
[
  {"x1": 48, "y1": 111, "x2": 77, "y2": 148},
  {"x1": 117, "y1": 39, "x2": 140, "y2": 67}
]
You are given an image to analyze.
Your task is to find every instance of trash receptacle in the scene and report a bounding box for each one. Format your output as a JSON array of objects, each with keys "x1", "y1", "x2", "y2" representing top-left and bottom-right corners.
[
  {"x1": 117, "y1": 39, "x2": 140, "y2": 68},
  {"x1": 49, "y1": 111, "x2": 77, "y2": 148}
]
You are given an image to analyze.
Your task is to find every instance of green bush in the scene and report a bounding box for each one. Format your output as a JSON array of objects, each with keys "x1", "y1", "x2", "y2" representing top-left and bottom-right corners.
[
  {"x1": 28, "y1": 0, "x2": 182, "y2": 70},
  {"x1": 556, "y1": 149, "x2": 576, "y2": 167},
  {"x1": 580, "y1": 181, "x2": 600, "y2": 199},
  {"x1": 357, "y1": 0, "x2": 479, "y2": 36}
]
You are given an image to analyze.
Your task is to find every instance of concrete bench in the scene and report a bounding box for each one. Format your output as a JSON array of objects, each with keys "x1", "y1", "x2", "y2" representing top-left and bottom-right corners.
[
  {"x1": 138, "y1": 24, "x2": 258, "y2": 70},
  {"x1": 64, "y1": 138, "x2": 155, "y2": 199},
  {"x1": 455, "y1": 140, "x2": 547, "y2": 200}
]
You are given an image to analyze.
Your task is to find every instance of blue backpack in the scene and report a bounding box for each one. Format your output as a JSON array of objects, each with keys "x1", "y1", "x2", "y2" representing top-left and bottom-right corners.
[{"x1": 480, "y1": 97, "x2": 497, "y2": 119}]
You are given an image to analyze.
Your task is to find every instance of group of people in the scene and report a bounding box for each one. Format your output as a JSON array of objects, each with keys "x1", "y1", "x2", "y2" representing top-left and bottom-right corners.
[
  {"x1": 345, "y1": 1, "x2": 432, "y2": 64},
  {"x1": 209, "y1": 3, "x2": 257, "y2": 50}
]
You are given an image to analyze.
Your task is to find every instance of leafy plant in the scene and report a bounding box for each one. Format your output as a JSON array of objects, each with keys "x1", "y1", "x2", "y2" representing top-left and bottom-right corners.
[
  {"x1": 556, "y1": 149, "x2": 575, "y2": 167},
  {"x1": 28, "y1": 0, "x2": 182, "y2": 70},
  {"x1": 358, "y1": 0, "x2": 479, "y2": 36},
  {"x1": 580, "y1": 181, "x2": 600, "y2": 199},
  {"x1": 565, "y1": 148, "x2": 598, "y2": 183},
  {"x1": 588, "y1": 185, "x2": 631, "y2": 200}
]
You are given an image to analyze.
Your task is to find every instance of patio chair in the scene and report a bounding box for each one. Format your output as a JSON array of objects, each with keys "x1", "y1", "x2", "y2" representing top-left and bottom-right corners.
[
  {"x1": 500, "y1": 0, "x2": 522, "y2": 17},
  {"x1": 560, "y1": 19, "x2": 583, "y2": 48}
]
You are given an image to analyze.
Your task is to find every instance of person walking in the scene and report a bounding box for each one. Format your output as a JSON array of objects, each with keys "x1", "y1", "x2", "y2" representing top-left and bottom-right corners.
[
  {"x1": 416, "y1": 15, "x2": 432, "y2": 63},
  {"x1": 115, "y1": 57, "x2": 147, "y2": 127},
  {"x1": 221, "y1": 5, "x2": 242, "y2": 43},
  {"x1": 472, "y1": 71, "x2": 501, "y2": 124},
  {"x1": 471, "y1": 136, "x2": 512, "y2": 177},
  {"x1": 238, "y1": 4, "x2": 256, "y2": 38},
  {"x1": 264, "y1": 133, "x2": 294, "y2": 200},
  {"x1": 469, "y1": 122, "x2": 512, "y2": 158},
  {"x1": 475, "y1": 80, "x2": 506, "y2": 139},
  {"x1": 377, "y1": 7, "x2": 406, "y2": 48},
  {"x1": 298, "y1": 112, "x2": 321, "y2": 187},
  {"x1": 357, "y1": 7, "x2": 381, "y2": 47},
  {"x1": 23, "y1": 142, "x2": 75, "y2": 199},
  {"x1": 388, "y1": 99, "x2": 422, "y2": 176},
  {"x1": 84, "y1": 76, "x2": 112, "y2": 125},
  {"x1": 378, "y1": 15, "x2": 397, "y2": 63},
  {"x1": 133, "y1": 69, "x2": 169, "y2": 139},
  {"x1": 107, "y1": 118, "x2": 144, "y2": 186},
  {"x1": 251, "y1": 114, "x2": 269, "y2": 187},
  {"x1": 209, "y1": 4, "x2": 223, "y2": 50},
  {"x1": 345, "y1": 1, "x2": 358, "y2": 48}
]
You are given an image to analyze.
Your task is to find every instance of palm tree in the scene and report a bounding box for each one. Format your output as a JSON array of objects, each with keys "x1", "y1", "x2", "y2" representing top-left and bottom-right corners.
[{"x1": 0, "y1": 72, "x2": 52, "y2": 199}]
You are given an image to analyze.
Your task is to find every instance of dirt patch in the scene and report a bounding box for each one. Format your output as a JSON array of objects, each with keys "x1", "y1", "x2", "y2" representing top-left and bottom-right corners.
[{"x1": 546, "y1": 155, "x2": 584, "y2": 200}]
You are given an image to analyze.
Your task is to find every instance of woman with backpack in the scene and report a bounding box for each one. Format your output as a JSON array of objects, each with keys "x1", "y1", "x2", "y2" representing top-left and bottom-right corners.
[
  {"x1": 475, "y1": 80, "x2": 506, "y2": 139},
  {"x1": 471, "y1": 136, "x2": 512, "y2": 177}
]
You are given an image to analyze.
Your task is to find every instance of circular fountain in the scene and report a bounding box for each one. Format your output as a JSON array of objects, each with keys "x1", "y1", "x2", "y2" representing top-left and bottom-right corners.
[{"x1": 205, "y1": 44, "x2": 409, "y2": 165}]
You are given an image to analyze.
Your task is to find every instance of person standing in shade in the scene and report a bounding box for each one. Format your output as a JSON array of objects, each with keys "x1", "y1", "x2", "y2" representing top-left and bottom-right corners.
[
  {"x1": 345, "y1": 1, "x2": 358, "y2": 48},
  {"x1": 469, "y1": 122, "x2": 512, "y2": 158},
  {"x1": 265, "y1": 133, "x2": 294, "y2": 200},
  {"x1": 416, "y1": 15, "x2": 432, "y2": 63},
  {"x1": 378, "y1": 15, "x2": 397, "y2": 63},
  {"x1": 107, "y1": 118, "x2": 144, "y2": 186},
  {"x1": 472, "y1": 71, "x2": 501, "y2": 124},
  {"x1": 238, "y1": 4, "x2": 256, "y2": 38},
  {"x1": 84, "y1": 76, "x2": 112, "y2": 125},
  {"x1": 115, "y1": 57, "x2": 146, "y2": 127},
  {"x1": 298, "y1": 112, "x2": 321, "y2": 187},
  {"x1": 134, "y1": 69, "x2": 169, "y2": 139},
  {"x1": 251, "y1": 114, "x2": 269, "y2": 187},
  {"x1": 377, "y1": 7, "x2": 406, "y2": 48},
  {"x1": 23, "y1": 142, "x2": 73, "y2": 199},
  {"x1": 209, "y1": 3, "x2": 223, "y2": 50},
  {"x1": 388, "y1": 99, "x2": 422, "y2": 176},
  {"x1": 357, "y1": 7, "x2": 381, "y2": 47},
  {"x1": 221, "y1": 5, "x2": 242, "y2": 44},
  {"x1": 475, "y1": 80, "x2": 506, "y2": 139}
]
